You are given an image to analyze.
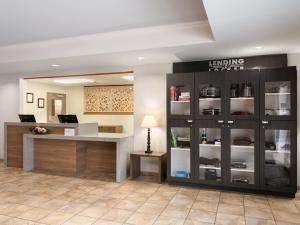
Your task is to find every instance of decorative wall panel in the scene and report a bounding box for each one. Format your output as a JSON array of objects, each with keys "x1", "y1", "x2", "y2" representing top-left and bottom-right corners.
[{"x1": 84, "y1": 85, "x2": 133, "y2": 114}]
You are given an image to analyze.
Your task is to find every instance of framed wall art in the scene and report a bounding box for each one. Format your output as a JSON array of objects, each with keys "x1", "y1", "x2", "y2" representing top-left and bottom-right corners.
[
  {"x1": 26, "y1": 93, "x2": 34, "y2": 103},
  {"x1": 37, "y1": 98, "x2": 45, "y2": 108},
  {"x1": 84, "y1": 85, "x2": 133, "y2": 115}
]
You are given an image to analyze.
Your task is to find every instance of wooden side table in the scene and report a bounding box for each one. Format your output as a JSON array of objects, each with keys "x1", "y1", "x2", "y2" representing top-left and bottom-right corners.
[{"x1": 130, "y1": 151, "x2": 167, "y2": 183}]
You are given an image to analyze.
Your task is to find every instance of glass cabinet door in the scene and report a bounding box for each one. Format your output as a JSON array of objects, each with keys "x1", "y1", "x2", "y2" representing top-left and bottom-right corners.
[
  {"x1": 229, "y1": 129, "x2": 255, "y2": 185},
  {"x1": 195, "y1": 72, "x2": 225, "y2": 120},
  {"x1": 167, "y1": 73, "x2": 194, "y2": 119},
  {"x1": 196, "y1": 121, "x2": 223, "y2": 184},
  {"x1": 168, "y1": 121, "x2": 193, "y2": 180},
  {"x1": 226, "y1": 70, "x2": 259, "y2": 120},
  {"x1": 264, "y1": 129, "x2": 291, "y2": 187},
  {"x1": 261, "y1": 121, "x2": 296, "y2": 190},
  {"x1": 265, "y1": 81, "x2": 291, "y2": 118},
  {"x1": 260, "y1": 67, "x2": 296, "y2": 120}
]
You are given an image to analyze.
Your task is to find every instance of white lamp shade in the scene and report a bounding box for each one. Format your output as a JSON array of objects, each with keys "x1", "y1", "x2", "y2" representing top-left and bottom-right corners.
[{"x1": 141, "y1": 115, "x2": 158, "y2": 128}]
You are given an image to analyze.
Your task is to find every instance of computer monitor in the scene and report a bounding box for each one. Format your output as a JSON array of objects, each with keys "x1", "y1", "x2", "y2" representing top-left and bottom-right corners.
[
  {"x1": 58, "y1": 114, "x2": 78, "y2": 123},
  {"x1": 19, "y1": 114, "x2": 36, "y2": 123},
  {"x1": 66, "y1": 114, "x2": 78, "y2": 123}
]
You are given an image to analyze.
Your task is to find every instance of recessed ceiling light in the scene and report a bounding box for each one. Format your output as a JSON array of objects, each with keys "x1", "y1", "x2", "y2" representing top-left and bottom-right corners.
[
  {"x1": 121, "y1": 75, "x2": 134, "y2": 81},
  {"x1": 137, "y1": 56, "x2": 145, "y2": 61},
  {"x1": 51, "y1": 64, "x2": 61, "y2": 67},
  {"x1": 53, "y1": 79, "x2": 94, "y2": 84},
  {"x1": 255, "y1": 46, "x2": 264, "y2": 50}
]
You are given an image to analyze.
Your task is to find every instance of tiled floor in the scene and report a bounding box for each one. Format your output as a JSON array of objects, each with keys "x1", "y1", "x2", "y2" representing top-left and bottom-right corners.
[{"x1": 0, "y1": 164, "x2": 299, "y2": 225}]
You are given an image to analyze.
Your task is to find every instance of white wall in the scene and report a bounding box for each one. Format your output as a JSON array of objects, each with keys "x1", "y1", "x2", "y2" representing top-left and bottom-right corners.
[
  {"x1": 22, "y1": 80, "x2": 68, "y2": 122},
  {"x1": 133, "y1": 64, "x2": 172, "y2": 172},
  {"x1": 0, "y1": 74, "x2": 23, "y2": 158},
  {"x1": 288, "y1": 53, "x2": 300, "y2": 186}
]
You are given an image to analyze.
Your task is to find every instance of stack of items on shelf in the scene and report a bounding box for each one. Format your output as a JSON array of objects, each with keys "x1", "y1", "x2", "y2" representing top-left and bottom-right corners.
[
  {"x1": 170, "y1": 85, "x2": 190, "y2": 102},
  {"x1": 178, "y1": 92, "x2": 190, "y2": 102}
]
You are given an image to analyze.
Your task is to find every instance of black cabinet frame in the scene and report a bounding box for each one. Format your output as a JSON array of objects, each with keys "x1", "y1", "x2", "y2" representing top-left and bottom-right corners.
[{"x1": 166, "y1": 67, "x2": 297, "y2": 197}]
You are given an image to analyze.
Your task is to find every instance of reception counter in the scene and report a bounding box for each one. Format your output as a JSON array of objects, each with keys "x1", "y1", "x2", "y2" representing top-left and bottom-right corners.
[
  {"x1": 4, "y1": 122, "x2": 98, "y2": 167},
  {"x1": 23, "y1": 133, "x2": 133, "y2": 182}
]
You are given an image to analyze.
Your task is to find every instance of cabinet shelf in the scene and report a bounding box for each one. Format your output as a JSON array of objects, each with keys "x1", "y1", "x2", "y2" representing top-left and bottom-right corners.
[
  {"x1": 199, "y1": 165, "x2": 254, "y2": 173},
  {"x1": 199, "y1": 144, "x2": 221, "y2": 147},
  {"x1": 199, "y1": 165, "x2": 221, "y2": 170},
  {"x1": 230, "y1": 97, "x2": 254, "y2": 100},
  {"x1": 171, "y1": 147, "x2": 190, "y2": 151},
  {"x1": 265, "y1": 150, "x2": 290, "y2": 154},
  {"x1": 171, "y1": 101, "x2": 190, "y2": 103},
  {"x1": 265, "y1": 92, "x2": 291, "y2": 96},
  {"x1": 231, "y1": 168, "x2": 254, "y2": 173},
  {"x1": 231, "y1": 145, "x2": 254, "y2": 149},
  {"x1": 199, "y1": 98, "x2": 221, "y2": 101}
]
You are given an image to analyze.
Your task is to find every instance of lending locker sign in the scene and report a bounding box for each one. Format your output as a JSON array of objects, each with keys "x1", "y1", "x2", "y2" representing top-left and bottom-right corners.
[{"x1": 208, "y1": 58, "x2": 245, "y2": 71}]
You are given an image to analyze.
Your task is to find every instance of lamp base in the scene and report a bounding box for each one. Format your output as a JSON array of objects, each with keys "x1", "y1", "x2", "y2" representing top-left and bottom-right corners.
[{"x1": 145, "y1": 150, "x2": 153, "y2": 154}]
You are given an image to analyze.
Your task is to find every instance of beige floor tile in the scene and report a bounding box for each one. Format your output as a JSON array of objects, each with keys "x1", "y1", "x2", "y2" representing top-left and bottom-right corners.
[
  {"x1": 215, "y1": 213, "x2": 245, "y2": 225},
  {"x1": 79, "y1": 205, "x2": 110, "y2": 218},
  {"x1": 268, "y1": 198, "x2": 299, "y2": 213},
  {"x1": 107, "y1": 190, "x2": 131, "y2": 199},
  {"x1": 218, "y1": 203, "x2": 244, "y2": 216},
  {"x1": 40, "y1": 199, "x2": 70, "y2": 210},
  {"x1": 244, "y1": 196, "x2": 269, "y2": 209},
  {"x1": 184, "y1": 220, "x2": 213, "y2": 225},
  {"x1": 187, "y1": 209, "x2": 216, "y2": 223},
  {"x1": 17, "y1": 207, "x2": 52, "y2": 221},
  {"x1": 57, "y1": 202, "x2": 90, "y2": 214},
  {"x1": 101, "y1": 208, "x2": 133, "y2": 223},
  {"x1": 272, "y1": 210, "x2": 300, "y2": 224},
  {"x1": 3, "y1": 204, "x2": 33, "y2": 217},
  {"x1": 62, "y1": 215, "x2": 96, "y2": 225},
  {"x1": 245, "y1": 217, "x2": 276, "y2": 225},
  {"x1": 125, "y1": 192, "x2": 151, "y2": 202},
  {"x1": 93, "y1": 219, "x2": 123, "y2": 225},
  {"x1": 134, "y1": 186, "x2": 158, "y2": 194},
  {"x1": 0, "y1": 215, "x2": 10, "y2": 223},
  {"x1": 126, "y1": 212, "x2": 159, "y2": 225},
  {"x1": 192, "y1": 200, "x2": 218, "y2": 212},
  {"x1": 93, "y1": 197, "x2": 120, "y2": 208},
  {"x1": 137, "y1": 203, "x2": 166, "y2": 215},
  {"x1": 114, "y1": 199, "x2": 144, "y2": 211},
  {"x1": 2, "y1": 217, "x2": 46, "y2": 225},
  {"x1": 295, "y1": 203, "x2": 300, "y2": 213},
  {"x1": 169, "y1": 196, "x2": 195, "y2": 209},
  {"x1": 220, "y1": 192, "x2": 244, "y2": 206},
  {"x1": 161, "y1": 206, "x2": 190, "y2": 219},
  {"x1": 276, "y1": 221, "x2": 300, "y2": 225},
  {"x1": 197, "y1": 191, "x2": 220, "y2": 202},
  {"x1": 39, "y1": 211, "x2": 74, "y2": 225},
  {"x1": 148, "y1": 193, "x2": 173, "y2": 202},
  {"x1": 146, "y1": 198, "x2": 170, "y2": 207},
  {"x1": 245, "y1": 206, "x2": 273, "y2": 220},
  {"x1": 21, "y1": 195, "x2": 50, "y2": 207},
  {"x1": 153, "y1": 216, "x2": 185, "y2": 225},
  {"x1": 73, "y1": 194, "x2": 102, "y2": 204},
  {"x1": 57, "y1": 191, "x2": 84, "y2": 201}
]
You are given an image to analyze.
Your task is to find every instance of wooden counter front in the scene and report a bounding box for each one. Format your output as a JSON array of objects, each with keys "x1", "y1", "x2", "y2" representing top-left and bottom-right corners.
[
  {"x1": 6, "y1": 125, "x2": 65, "y2": 167},
  {"x1": 4, "y1": 122, "x2": 98, "y2": 168},
  {"x1": 23, "y1": 133, "x2": 133, "y2": 182},
  {"x1": 33, "y1": 139, "x2": 116, "y2": 177}
]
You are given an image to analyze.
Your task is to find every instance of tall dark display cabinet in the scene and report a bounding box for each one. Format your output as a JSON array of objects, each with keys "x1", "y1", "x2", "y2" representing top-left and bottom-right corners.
[{"x1": 167, "y1": 67, "x2": 297, "y2": 197}]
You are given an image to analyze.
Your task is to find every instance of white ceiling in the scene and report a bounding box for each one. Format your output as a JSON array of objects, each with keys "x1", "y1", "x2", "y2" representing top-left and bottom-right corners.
[
  {"x1": 0, "y1": 0, "x2": 207, "y2": 46},
  {"x1": 28, "y1": 73, "x2": 134, "y2": 86},
  {"x1": 0, "y1": 0, "x2": 300, "y2": 76}
]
